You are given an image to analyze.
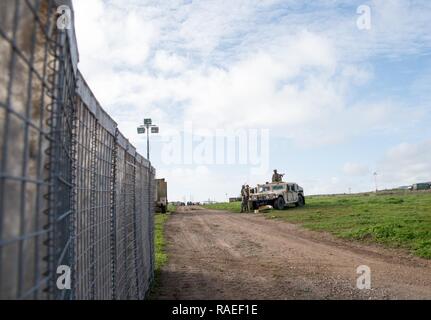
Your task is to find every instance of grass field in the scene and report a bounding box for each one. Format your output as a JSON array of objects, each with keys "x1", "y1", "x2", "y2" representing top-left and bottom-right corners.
[
  {"x1": 203, "y1": 192, "x2": 431, "y2": 259},
  {"x1": 149, "y1": 213, "x2": 170, "y2": 298},
  {"x1": 203, "y1": 202, "x2": 244, "y2": 213},
  {"x1": 167, "y1": 203, "x2": 177, "y2": 213},
  {"x1": 155, "y1": 213, "x2": 169, "y2": 270}
]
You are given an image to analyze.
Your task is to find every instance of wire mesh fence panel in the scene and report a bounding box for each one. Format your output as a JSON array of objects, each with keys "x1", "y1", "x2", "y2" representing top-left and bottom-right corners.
[
  {"x1": 125, "y1": 151, "x2": 139, "y2": 299},
  {"x1": 48, "y1": 23, "x2": 76, "y2": 302},
  {"x1": 92, "y1": 122, "x2": 116, "y2": 300},
  {"x1": 0, "y1": 0, "x2": 59, "y2": 300},
  {"x1": 0, "y1": 0, "x2": 156, "y2": 300},
  {"x1": 135, "y1": 156, "x2": 148, "y2": 299},
  {"x1": 149, "y1": 168, "x2": 156, "y2": 282},
  {"x1": 74, "y1": 98, "x2": 97, "y2": 300},
  {"x1": 114, "y1": 138, "x2": 128, "y2": 300},
  {"x1": 115, "y1": 136, "x2": 137, "y2": 300},
  {"x1": 136, "y1": 158, "x2": 155, "y2": 299}
]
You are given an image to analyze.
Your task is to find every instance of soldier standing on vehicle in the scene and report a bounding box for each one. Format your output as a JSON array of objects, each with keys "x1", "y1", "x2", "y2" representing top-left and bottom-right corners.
[{"x1": 272, "y1": 169, "x2": 284, "y2": 183}]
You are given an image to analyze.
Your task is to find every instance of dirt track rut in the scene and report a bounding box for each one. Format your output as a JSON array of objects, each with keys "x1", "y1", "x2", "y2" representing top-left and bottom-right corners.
[{"x1": 154, "y1": 207, "x2": 431, "y2": 300}]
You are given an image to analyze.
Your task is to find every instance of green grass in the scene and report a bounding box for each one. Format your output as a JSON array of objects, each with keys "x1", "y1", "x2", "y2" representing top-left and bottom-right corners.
[
  {"x1": 203, "y1": 202, "x2": 243, "y2": 213},
  {"x1": 204, "y1": 192, "x2": 431, "y2": 259},
  {"x1": 155, "y1": 213, "x2": 169, "y2": 269},
  {"x1": 167, "y1": 203, "x2": 177, "y2": 213},
  {"x1": 149, "y1": 213, "x2": 170, "y2": 298}
]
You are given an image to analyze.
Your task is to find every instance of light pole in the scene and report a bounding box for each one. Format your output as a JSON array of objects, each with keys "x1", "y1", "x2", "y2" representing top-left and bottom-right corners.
[
  {"x1": 138, "y1": 118, "x2": 160, "y2": 277},
  {"x1": 137, "y1": 118, "x2": 159, "y2": 161}
]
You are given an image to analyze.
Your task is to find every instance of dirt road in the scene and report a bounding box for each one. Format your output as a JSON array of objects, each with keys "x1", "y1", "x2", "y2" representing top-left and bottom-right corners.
[{"x1": 154, "y1": 207, "x2": 431, "y2": 300}]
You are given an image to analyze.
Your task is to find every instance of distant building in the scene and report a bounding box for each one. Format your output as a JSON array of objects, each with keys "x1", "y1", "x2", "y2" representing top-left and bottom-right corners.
[
  {"x1": 229, "y1": 197, "x2": 242, "y2": 203},
  {"x1": 412, "y1": 182, "x2": 431, "y2": 191},
  {"x1": 202, "y1": 200, "x2": 217, "y2": 205},
  {"x1": 397, "y1": 186, "x2": 412, "y2": 190}
]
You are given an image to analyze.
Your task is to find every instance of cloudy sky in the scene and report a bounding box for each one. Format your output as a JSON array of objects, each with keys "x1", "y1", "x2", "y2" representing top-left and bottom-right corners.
[{"x1": 72, "y1": 0, "x2": 431, "y2": 202}]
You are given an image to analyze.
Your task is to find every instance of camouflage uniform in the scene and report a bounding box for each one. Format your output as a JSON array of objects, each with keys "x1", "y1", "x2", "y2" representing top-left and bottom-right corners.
[
  {"x1": 240, "y1": 186, "x2": 247, "y2": 213},
  {"x1": 272, "y1": 170, "x2": 284, "y2": 183},
  {"x1": 245, "y1": 185, "x2": 251, "y2": 213}
]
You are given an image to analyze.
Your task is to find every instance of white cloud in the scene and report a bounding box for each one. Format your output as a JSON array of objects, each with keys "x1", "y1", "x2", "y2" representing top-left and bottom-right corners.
[
  {"x1": 157, "y1": 166, "x2": 241, "y2": 202},
  {"x1": 181, "y1": 31, "x2": 339, "y2": 133},
  {"x1": 73, "y1": 0, "x2": 160, "y2": 101},
  {"x1": 174, "y1": 0, "x2": 258, "y2": 57},
  {"x1": 73, "y1": 0, "x2": 430, "y2": 146},
  {"x1": 71, "y1": 0, "x2": 431, "y2": 198},
  {"x1": 378, "y1": 140, "x2": 431, "y2": 186},
  {"x1": 343, "y1": 162, "x2": 370, "y2": 176},
  {"x1": 306, "y1": 141, "x2": 431, "y2": 195},
  {"x1": 153, "y1": 51, "x2": 188, "y2": 73}
]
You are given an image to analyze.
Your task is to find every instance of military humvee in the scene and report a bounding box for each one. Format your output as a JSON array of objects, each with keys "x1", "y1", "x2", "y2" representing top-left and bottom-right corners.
[{"x1": 249, "y1": 182, "x2": 305, "y2": 210}]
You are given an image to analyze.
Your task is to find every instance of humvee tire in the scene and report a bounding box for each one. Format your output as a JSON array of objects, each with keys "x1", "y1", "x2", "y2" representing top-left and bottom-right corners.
[
  {"x1": 296, "y1": 195, "x2": 305, "y2": 207},
  {"x1": 251, "y1": 202, "x2": 258, "y2": 210},
  {"x1": 274, "y1": 196, "x2": 285, "y2": 210}
]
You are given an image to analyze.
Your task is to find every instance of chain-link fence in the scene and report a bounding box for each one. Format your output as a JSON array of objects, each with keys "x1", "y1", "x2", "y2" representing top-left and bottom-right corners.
[{"x1": 0, "y1": 0, "x2": 155, "y2": 300}]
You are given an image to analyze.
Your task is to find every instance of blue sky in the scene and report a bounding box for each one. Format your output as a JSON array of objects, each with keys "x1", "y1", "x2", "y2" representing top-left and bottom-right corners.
[{"x1": 73, "y1": 0, "x2": 431, "y2": 201}]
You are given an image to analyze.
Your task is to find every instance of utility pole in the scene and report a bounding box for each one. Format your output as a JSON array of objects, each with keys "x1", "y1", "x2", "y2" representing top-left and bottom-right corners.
[
  {"x1": 373, "y1": 172, "x2": 378, "y2": 193},
  {"x1": 137, "y1": 118, "x2": 159, "y2": 160}
]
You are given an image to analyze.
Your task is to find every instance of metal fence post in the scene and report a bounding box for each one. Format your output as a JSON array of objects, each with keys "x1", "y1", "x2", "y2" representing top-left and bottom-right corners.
[
  {"x1": 46, "y1": 25, "x2": 64, "y2": 301},
  {"x1": 110, "y1": 129, "x2": 118, "y2": 300},
  {"x1": 69, "y1": 92, "x2": 78, "y2": 302},
  {"x1": 89, "y1": 119, "x2": 98, "y2": 300},
  {"x1": 132, "y1": 155, "x2": 141, "y2": 299},
  {"x1": 148, "y1": 166, "x2": 155, "y2": 284}
]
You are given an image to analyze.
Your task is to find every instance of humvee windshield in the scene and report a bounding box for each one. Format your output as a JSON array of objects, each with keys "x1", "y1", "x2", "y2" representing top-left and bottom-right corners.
[
  {"x1": 258, "y1": 186, "x2": 271, "y2": 192},
  {"x1": 272, "y1": 185, "x2": 285, "y2": 190}
]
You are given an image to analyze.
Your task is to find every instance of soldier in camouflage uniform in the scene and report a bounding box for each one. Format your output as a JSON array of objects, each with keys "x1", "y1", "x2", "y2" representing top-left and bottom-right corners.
[
  {"x1": 240, "y1": 185, "x2": 247, "y2": 213},
  {"x1": 245, "y1": 185, "x2": 251, "y2": 213},
  {"x1": 272, "y1": 169, "x2": 284, "y2": 183}
]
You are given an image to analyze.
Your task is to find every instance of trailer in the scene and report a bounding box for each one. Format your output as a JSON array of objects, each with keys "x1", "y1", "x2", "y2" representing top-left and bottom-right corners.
[
  {"x1": 412, "y1": 182, "x2": 431, "y2": 191},
  {"x1": 155, "y1": 178, "x2": 168, "y2": 213}
]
